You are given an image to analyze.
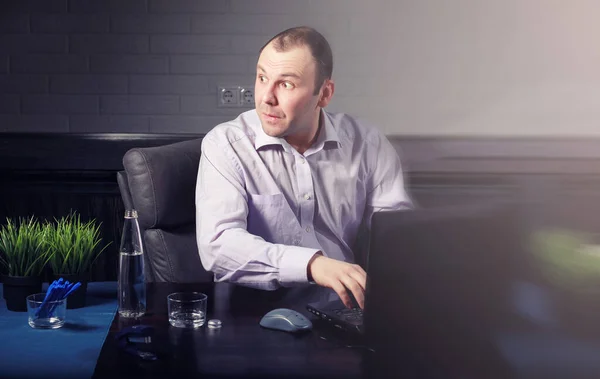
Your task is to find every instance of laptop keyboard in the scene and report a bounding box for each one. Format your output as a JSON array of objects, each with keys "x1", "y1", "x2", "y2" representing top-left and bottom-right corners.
[{"x1": 333, "y1": 307, "x2": 363, "y2": 323}]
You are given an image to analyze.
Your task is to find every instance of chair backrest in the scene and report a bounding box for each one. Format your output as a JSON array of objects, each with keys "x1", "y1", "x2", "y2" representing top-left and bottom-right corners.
[
  {"x1": 118, "y1": 137, "x2": 212, "y2": 283},
  {"x1": 116, "y1": 171, "x2": 134, "y2": 210}
]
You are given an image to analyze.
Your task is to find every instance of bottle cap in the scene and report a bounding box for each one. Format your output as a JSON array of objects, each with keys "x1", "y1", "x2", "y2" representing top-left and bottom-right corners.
[{"x1": 207, "y1": 319, "x2": 222, "y2": 329}]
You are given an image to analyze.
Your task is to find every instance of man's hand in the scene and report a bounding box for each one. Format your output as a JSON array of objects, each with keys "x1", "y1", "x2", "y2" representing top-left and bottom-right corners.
[{"x1": 307, "y1": 254, "x2": 367, "y2": 309}]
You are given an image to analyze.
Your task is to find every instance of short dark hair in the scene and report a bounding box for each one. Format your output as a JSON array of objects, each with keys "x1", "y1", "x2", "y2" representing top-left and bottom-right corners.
[{"x1": 259, "y1": 26, "x2": 333, "y2": 95}]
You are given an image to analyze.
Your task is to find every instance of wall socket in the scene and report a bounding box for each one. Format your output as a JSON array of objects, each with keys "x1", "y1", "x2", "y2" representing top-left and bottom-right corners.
[
  {"x1": 239, "y1": 86, "x2": 254, "y2": 106},
  {"x1": 217, "y1": 85, "x2": 254, "y2": 108},
  {"x1": 217, "y1": 86, "x2": 239, "y2": 108}
]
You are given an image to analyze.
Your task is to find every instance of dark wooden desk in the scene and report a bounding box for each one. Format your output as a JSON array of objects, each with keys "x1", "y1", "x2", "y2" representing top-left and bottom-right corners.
[{"x1": 92, "y1": 282, "x2": 374, "y2": 379}]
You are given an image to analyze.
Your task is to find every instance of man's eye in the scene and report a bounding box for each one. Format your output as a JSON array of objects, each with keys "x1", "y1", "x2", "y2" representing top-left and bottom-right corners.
[
  {"x1": 258, "y1": 76, "x2": 267, "y2": 83},
  {"x1": 282, "y1": 82, "x2": 293, "y2": 89}
]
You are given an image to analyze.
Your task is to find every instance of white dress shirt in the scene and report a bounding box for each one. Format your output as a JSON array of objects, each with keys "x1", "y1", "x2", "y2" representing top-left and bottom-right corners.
[{"x1": 195, "y1": 109, "x2": 412, "y2": 290}]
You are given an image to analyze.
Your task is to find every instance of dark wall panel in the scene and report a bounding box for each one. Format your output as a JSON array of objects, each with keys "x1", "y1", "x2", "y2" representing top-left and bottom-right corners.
[{"x1": 3, "y1": 134, "x2": 600, "y2": 281}]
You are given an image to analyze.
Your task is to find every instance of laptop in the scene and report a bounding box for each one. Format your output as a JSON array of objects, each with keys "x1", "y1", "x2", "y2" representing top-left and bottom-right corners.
[
  {"x1": 307, "y1": 201, "x2": 600, "y2": 378},
  {"x1": 307, "y1": 202, "x2": 524, "y2": 337}
]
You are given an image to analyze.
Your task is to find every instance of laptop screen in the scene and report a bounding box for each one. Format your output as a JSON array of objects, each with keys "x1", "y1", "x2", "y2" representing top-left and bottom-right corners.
[{"x1": 362, "y1": 202, "x2": 600, "y2": 379}]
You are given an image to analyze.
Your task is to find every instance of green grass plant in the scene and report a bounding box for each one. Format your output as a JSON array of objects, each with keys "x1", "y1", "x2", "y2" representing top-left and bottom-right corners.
[
  {"x1": 46, "y1": 211, "x2": 110, "y2": 275},
  {"x1": 0, "y1": 216, "x2": 51, "y2": 277}
]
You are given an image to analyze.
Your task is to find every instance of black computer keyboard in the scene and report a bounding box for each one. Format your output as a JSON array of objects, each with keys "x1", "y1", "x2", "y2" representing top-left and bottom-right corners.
[{"x1": 333, "y1": 307, "x2": 363, "y2": 323}]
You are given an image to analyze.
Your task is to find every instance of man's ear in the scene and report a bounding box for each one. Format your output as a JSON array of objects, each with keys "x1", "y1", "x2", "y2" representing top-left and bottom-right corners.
[{"x1": 317, "y1": 79, "x2": 335, "y2": 108}]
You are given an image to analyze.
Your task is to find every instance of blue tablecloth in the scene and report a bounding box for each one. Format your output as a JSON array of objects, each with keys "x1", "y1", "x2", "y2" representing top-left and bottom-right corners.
[{"x1": 0, "y1": 282, "x2": 118, "y2": 379}]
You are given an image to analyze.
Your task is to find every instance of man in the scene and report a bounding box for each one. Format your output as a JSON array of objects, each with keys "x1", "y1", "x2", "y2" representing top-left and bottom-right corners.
[{"x1": 196, "y1": 26, "x2": 412, "y2": 309}]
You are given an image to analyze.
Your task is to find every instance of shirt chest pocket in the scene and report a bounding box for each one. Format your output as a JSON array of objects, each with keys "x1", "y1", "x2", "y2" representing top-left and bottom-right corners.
[{"x1": 247, "y1": 193, "x2": 298, "y2": 244}]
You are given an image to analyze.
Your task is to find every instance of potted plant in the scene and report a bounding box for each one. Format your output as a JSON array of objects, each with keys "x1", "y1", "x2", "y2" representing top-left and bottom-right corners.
[
  {"x1": 0, "y1": 216, "x2": 51, "y2": 312},
  {"x1": 45, "y1": 212, "x2": 111, "y2": 309}
]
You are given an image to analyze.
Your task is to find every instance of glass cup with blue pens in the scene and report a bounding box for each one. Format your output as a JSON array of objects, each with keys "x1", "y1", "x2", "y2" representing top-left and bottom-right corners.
[{"x1": 27, "y1": 278, "x2": 81, "y2": 329}]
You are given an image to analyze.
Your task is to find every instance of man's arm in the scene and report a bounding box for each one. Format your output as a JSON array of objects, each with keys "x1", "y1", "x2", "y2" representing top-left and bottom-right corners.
[
  {"x1": 195, "y1": 135, "x2": 320, "y2": 290},
  {"x1": 308, "y1": 130, "x2": 413, "y2": 309},
  {"x1": 364, "y1": 131, "x2": 414, "y2": 224}
]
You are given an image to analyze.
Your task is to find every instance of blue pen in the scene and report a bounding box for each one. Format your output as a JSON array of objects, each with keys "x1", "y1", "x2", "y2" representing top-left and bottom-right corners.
[
  {"x1": 49, "y1": 281, "x2": 81, "y2": 316},
  {"x1": 43, "y1": 282, "x2": 56, "y2": 301},
  {"x1": 44, "y1": 284, "x2": 62, "y2": 317},
  {"x1": 37, "y1": 285, "x2": 54, "y2": 311},
  {"x1": 36, "y1": 279, "x2": 80, "y2": 317},
  {"x1": 47, "y1": 292, "x2": 62, "y2": 317},
  {"x1": 36, "y1": 281, "x2": 58, "y2": 317},
  {"x1": 48, "y1": 282, "x2": 67, "y2": 316},
  {"x1": 63, "y1": 282, "x2": 81, "y2": 299},
  {"x1": 46, "y1": 280, "x2": 66, "y2": 317}
]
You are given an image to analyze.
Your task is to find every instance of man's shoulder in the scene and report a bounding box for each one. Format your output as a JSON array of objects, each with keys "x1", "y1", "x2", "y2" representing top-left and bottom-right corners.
[
  {"x1": 324, "y1": 110, "x2": 385, "y2": 147},
  {"x1": 204, "y1": 110, "x2": 259, "y2": 148}
]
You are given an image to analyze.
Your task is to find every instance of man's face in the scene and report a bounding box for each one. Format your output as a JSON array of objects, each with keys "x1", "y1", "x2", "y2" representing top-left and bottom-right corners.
[{"x1": 255, "y1": 43, "x2": 323, "y2": 139}]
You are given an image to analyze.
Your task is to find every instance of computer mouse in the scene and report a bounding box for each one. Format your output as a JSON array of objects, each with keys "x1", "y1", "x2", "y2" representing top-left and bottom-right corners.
[{"x1": 259, "y1": 308, "x2": 313, "y2": 333}]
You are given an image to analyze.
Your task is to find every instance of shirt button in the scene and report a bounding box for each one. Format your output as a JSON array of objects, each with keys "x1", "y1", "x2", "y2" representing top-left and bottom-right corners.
[
  {"x1": 305, "y1": 227, "x2": 311, "y2": 233},
  {"x1": 300, "y1": 158, "x2": 306, "y2": 164},
  {"x1": 304, "y1": 193, "x2": 311, "y2": 200}
]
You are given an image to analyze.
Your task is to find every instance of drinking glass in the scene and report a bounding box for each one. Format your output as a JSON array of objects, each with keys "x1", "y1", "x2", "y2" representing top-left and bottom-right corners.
[
  {"x1": 167, "y1": 292, "x2": 207, "y2": 328},
  {"x1": 27, "y1": 293, "x2": 66, "y2": 329}
]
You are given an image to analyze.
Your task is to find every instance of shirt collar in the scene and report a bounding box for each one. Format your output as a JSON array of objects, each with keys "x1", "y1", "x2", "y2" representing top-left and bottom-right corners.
[
  {"x1": 315, "y1": 109, "x2": 342, "y2": 149},
  {"x1": 253, "y1": 121, "x2": 283, "y2": 151},
  {"x1": 253, "y1": 109, "x2": 341, "y2": 151}
]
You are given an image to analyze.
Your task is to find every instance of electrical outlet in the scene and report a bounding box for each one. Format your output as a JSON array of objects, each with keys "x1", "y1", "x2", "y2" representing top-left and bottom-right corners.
[
  {"x1": 239, "y1": 86, "x2": 255, "y2": 107},
  {"x1": 217, "y1": 86, "x2": 240, "y2": 108}
]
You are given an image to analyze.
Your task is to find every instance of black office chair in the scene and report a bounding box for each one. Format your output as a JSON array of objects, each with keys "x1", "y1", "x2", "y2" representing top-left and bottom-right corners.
[{"x1": 117, "y1": 138, "x2": 212, "y2": 283}]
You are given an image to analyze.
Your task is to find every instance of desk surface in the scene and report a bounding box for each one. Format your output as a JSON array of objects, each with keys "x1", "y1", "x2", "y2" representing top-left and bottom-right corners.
[
  {"x1": 92, "y1": 282, "x2": 375, "y2": 379},
  {"x1": 0, "y1": 282, "x2": 118, "y2": 379}
]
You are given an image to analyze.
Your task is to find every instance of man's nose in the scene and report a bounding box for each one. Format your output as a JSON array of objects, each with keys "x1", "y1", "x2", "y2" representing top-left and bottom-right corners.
[{"x1": 262, "y1": 85, "x2": 277, "y2": 105}]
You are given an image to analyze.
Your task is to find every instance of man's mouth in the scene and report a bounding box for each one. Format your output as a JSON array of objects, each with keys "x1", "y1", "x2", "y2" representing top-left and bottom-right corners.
[{"x1": 263, "y1": 112, "x2": 282, "y2": 122}]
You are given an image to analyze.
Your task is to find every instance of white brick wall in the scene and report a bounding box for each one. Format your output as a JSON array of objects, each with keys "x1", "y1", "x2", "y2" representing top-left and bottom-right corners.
[
  {"x1": 31, "y1": 14, "x2": 109, "y2": 33},
  {"x1": 111, "y1": 15, "x2": 191, "y2": 34},
  {"x1": 50, "y1": 74, "x2": 127, "y2": 94},
  {"x1": 0, "y1": 74, "x2": 48, "y2": 93},
  {"x1": 90, "y1": 55, "x2": 167, "y2": 74},
  {"x1": 23, "y1": 94, "x2": 98, "y2": 114},
  {"x1": 69, "y1": 115, "x2": 148, "y2": 132},
  {"x1": 150, "y1": 35, "x2": 230, "y2": 54},
  {"x1": 0, "y1": 0, "x2": 599, "y2": 135},
  {"x1": 70, "y1": 35, "x2": 149, "y2": 53},
  {"x1": 128, "y1": 75, "x2": 209, "y2": 94},
  {"x1": 69, "y1": 0, "x2": 147, "y2": 14},
  {"x1": 0, "y1": 95, "x2": 20, "y2": 114},
  {"x1": 0, "y1": 56, "x2": 8, "y2": 74},
  {"x1": 0, "y1": 14, "x2": 29, "y2": 33},
  {"x1": 0, "y1": 35, "x2": 67, "y2": 53},
  {"x1": 12, "y1": 54, "x2": 88, "y2": 73},
  {"x1": 148, "y1": 0, "x2": 230, "y2": 14},
  {"x1": 0, "y1": 115, "x2": 68, "y2": 132},
  {"x1": 100, "y1": 95, "x2": 178, "y2": 115}
]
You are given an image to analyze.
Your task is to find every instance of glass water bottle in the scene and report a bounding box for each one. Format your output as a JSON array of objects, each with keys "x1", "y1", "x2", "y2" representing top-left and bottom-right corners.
[{"x1": 118, "y1": 209, "x2": 146, "y2": 318}]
